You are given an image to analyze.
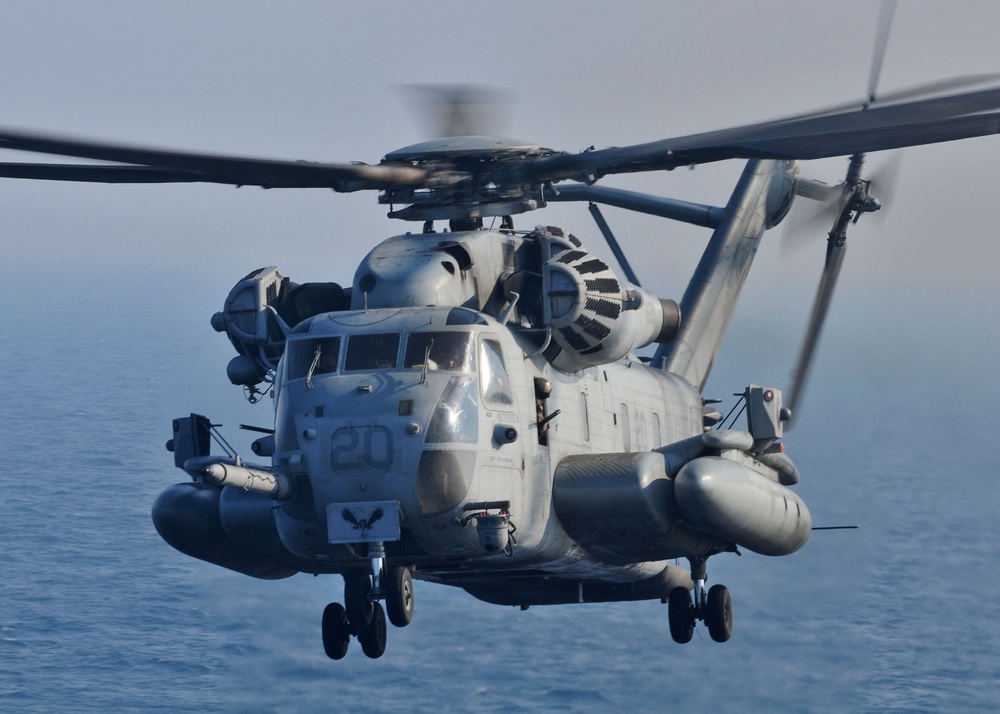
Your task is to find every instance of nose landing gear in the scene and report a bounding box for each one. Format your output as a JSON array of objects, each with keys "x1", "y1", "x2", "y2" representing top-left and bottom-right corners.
[
  {"x1": 322, "y1": 555, "x2": 415, "y2": 660},
  {"x1": 321, "y1": 602, "x2": 350, "y2": 660},
  {"x1": 356, "y1": 601, "x2": 388, "y2": 658},
  {"x1": 667, "y1": 557, "x2": 733, "y2": 644}
]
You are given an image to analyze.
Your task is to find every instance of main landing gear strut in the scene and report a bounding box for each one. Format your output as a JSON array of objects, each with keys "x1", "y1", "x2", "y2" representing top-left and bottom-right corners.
[
  {"x1": 667, "y1": 556, "x2": 733, "y2": 644},
  {"x1": 321, "y1": 543, "x2": 415, "y2": 660}
]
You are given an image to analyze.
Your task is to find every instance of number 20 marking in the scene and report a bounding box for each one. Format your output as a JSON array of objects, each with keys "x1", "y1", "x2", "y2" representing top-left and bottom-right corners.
[{"x1": 331, "y1": 426, "x2": 393, "y2": 473}]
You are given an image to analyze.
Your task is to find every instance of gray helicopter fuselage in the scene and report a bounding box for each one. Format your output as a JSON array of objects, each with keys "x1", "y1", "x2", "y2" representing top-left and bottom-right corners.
[
  {"x1": 156, "y1": 161, "x2": 812, "y2": 614},
  {"x1": 270, "y1": 302, "x2": 714, "y2": 585},
  {"x1": 4, "y1": 48, "x2": 996, "y2": 651}
]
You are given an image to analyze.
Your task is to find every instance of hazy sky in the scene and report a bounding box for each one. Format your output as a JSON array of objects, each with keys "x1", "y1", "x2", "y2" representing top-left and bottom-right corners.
[
  {"x1": 2, "y1": 0, "x2": 999, "y2": 424},
  {"x1": 3, "y1": 1, "x2": 1000, "y2": 289}
]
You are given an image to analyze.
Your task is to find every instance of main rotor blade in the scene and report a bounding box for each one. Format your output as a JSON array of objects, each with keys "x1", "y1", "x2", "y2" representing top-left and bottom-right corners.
[
  {"x1": 795, "y1": 73, "x2": 1000, "y2": 121},
  {"x1": 523, "y1": 80, "x2": 1000, "y2": 183},
  {"x1": 0, "y1": 163, "x2": 204, "y2": 183},
  {"x1": 785, "y1": 236, "x2": 848, "y2": 423},
  {"x1": 0, "y1": 129, "x2": 427, "y2": 190},
  {"x1": 867, "y1": 0, "x2": 897, "y2": 105},
  {"x1": 4, "y1": 71, "x2": 1000, "y2": 193}
]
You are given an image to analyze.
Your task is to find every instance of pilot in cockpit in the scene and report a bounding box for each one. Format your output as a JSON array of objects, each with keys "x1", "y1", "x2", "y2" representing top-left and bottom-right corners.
[{"x1": 406, "y1": 332, "x2": 470, "y2": 372}]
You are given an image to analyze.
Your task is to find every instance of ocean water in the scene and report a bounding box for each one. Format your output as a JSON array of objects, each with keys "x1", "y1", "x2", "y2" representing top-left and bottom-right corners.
[{"x1": 2, "y1": 270, "x2": 999, "y2": 713}]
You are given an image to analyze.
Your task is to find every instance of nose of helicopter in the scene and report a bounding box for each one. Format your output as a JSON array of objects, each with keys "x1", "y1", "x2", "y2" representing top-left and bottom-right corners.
[{"x1": 279, "y1": 369, "x2": 480, "y2": 533}]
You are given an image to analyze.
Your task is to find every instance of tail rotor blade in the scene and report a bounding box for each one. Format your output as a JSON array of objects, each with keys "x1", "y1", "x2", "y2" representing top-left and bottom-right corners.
[
  {"x1": 793, "y1": 177, "x2": 845, "y2": 204},
  {"x1": 782, "y1": 179, "x2": 848, "y2": 255},
  {"x1": 785, "y1": 2, "x2": 897, "y2": 426},
  {"x1": 785, "y1": 150, "x2": 895, "y2": 424},
  {"x1": 785, "y1": 235, "x2": 848, "y2": 425},
  {"x1": 781, "y1": 196, "x2": 840, "y2": 256},
  {"x1": 867, "y1": 152, "x2": 903, "y2": 222}
]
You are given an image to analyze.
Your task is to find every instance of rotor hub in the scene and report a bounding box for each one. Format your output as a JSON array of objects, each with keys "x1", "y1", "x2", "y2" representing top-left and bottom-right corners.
[{"x1": 379, "y1": 136, "x2": 563, "y2": 222}]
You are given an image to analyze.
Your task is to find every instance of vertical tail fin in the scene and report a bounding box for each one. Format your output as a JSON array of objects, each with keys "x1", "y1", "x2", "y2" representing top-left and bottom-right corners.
[{"x1": 656, "y1": 160, "x2": 790, "y2": 391}]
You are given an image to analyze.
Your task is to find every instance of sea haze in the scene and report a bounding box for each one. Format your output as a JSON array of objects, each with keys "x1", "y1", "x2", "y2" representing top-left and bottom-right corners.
[{"x1": 1, "y1": 263, "x2": 998, "y2": 713}]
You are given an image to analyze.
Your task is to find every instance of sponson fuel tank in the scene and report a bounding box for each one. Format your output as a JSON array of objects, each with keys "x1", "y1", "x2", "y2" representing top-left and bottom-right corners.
[
  {"x1": 552, "y1": 445, "x2": 812, "y2": 563},
  {"x1": 673, "y1": 456, "x2": 811, "y2": 556},
  {"x1": 552, "y1": 451, "x2": 727, "y2": 564},
  {"x1": 152, "y1": 482, "x2": 296, "y2": 580}
]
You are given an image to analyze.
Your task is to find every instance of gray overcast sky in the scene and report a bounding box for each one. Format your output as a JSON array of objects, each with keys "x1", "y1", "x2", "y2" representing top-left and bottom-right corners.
[
  {"x1": 3, "y1": 0, "x2": 1000, "y2": 286},
  {"x1": 2, "y1": 0, "x2": 999, "y2": 406}
]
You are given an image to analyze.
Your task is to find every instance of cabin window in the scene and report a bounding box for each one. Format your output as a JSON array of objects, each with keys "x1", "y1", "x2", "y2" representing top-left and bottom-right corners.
[
  {"x1": 403, "y1": 332, "x2": 474, "y2": 372},
  {"x1": 344, "y1": 333, "x2": 400, "y2": 371},
  {"x1": 479, "y1": 339, "x2": 513, "y2": 407},
  {"x1": 286, "y1": 336, "x2": 342, "y2": 380}
]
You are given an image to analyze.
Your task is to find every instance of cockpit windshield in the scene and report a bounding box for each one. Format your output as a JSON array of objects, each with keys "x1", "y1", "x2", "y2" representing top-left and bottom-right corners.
[
  {"x1": 344, "y1": 333, "x2": 401, "y2": 371},
  {"x1": 403, "y1": 332, "x2": 474, "y2": 372},
  {"x1": 286, "y1": 336, "x2": 341, "y2": 381},
  {"x1": 283, "y1": 329, "x2": 475, "y2": 380}
]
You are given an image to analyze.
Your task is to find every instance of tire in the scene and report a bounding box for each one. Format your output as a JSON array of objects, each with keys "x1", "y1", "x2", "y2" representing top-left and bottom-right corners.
[
  {"x1": 344, "y1": 570, "x2": 373, "y2": 631},
  {"x1": 358, "y1": 601, "x2": 388, "y2": 659},
  {"x1": 385, "y1": 566, "x2": 415, "y2": 628},
  {"x1": 668, "y1": 587, "x2": 695, "y2": 644},
  {"x1": 321, "y1": 603, "x2": 350, "y2": 660},
  {"x1": 706, "y1": 584, "x2": 733, "y2": 643}
]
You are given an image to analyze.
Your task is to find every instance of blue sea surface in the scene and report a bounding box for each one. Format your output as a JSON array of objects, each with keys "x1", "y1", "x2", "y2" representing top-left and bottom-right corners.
[{"x1": 2, "y1": 270, "x2": 999, "y2": 712}]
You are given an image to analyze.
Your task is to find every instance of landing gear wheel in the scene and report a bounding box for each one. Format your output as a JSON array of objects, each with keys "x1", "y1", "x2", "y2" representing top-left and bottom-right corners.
[
  {"x1": 345, "y1": 570, "x2": 374, "y2": 631},
  {"x1": 357, "y1": 601, "x2": 388, "y2": 659},
  {"x1": 385, "y1": 566, "x2": 414, "y2": 628},
  {"x1": 668, "y1": 587, "x2": 695, "y2": 644},
  {"x1": 705, "y1": 584, "x2": 733, "y2": 643},
  {"x1": 321, "y1": 603, "x2": 350, "y2": 660}
]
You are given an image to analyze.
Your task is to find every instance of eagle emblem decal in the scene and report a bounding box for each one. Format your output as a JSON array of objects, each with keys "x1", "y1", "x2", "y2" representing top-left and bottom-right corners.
[{"x1": 341, "y1": 506, "x2": 385, "y2": 538}]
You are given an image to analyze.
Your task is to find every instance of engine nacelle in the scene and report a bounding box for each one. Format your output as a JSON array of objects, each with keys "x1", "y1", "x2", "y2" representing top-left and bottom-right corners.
[
  {"x1": 211, "y1": 267, "x2": 288, "y2": 385},
  {"x1": 542, "y1": 248, "x2": 680, "y2": 372},
  {"x1": 212, "y1": 267, "x2": 349, "y2": 390}
]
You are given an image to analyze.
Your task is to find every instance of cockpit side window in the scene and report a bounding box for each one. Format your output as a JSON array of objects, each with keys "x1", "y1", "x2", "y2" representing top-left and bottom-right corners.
[
  {"x1": 480, "y1": 338, "x2": 514, "y2": 406},
  {"x1": 286, "y1": 336, "x2": 341, "y2": 380},
  {"x1": 403, "y1": 332, "x2": 474, "y2": 372},
  {"x1": 344, "y1": 333, "x2": 401, "y2": 371}
]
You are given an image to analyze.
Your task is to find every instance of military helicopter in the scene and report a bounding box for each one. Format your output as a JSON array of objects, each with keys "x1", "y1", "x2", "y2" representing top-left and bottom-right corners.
[{"x1": 3, "y1": 15, "x2": 1000, "y2": 660}]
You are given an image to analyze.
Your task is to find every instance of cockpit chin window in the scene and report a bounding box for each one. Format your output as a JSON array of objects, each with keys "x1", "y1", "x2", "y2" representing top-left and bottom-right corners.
[{"x1": 425, "y1": 376, "x2": 478, "y2": 444}]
